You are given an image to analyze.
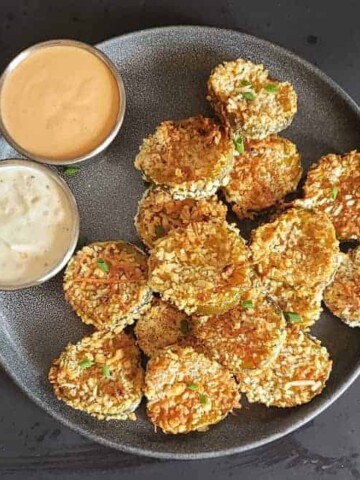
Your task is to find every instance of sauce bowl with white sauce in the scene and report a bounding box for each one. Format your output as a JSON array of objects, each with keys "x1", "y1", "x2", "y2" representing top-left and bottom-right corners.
[
  {"x1": 0, "y1": 159, "x2": 79, "y2": 290},
  {"x1": 0, "y1": 40, "x2": 126, "y2": 166}
]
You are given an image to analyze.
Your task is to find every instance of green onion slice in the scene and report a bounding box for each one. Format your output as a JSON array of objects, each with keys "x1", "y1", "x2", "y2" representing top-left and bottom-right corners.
[
  {"x1": 265, "y1": 84, "x2": 278, "y2": 93},
  {"x1": 243, "y1": 300, "x2": 254, "y2": 308},
  {"x1": 283, "y1": 311, "x2": 302, "y2": 323},
  {"x1": 234, "y1": 134, "x2": 245, "y2": 154},
  {"x1": 78, "y1": 359, "x2": 94, "y2": 369},
  {"x1": 97, "y1": 259, "x2": 110, "y2": 272},
  {"x1": 242, "y1": 91, "x2": 256, "y2": 101},
  {"x1": 187, "y1": 383, "x2": 198, "y2": 391},
  {"x1": 64, "y1": 166, "x2": 80, "y2": 177},
  {"x1": 330, "y1": 187, "x2": 339, "y2": 200}
]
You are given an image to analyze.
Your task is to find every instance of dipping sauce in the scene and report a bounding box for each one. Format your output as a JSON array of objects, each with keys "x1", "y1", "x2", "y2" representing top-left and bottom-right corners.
[
  {"x1": 0, "y1": 44, "x2": 121, "y2": 161},
  {"x1": 0, "y1": 160, "x2": 79, "y2": 288}
]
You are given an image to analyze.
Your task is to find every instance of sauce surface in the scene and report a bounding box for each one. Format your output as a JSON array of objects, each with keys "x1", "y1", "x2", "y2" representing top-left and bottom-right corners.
[
  {"x1": 0, "y1": 163, "x2": 76, "y2": 286},
  {"x1": 1, "y1": 45, "x2": 120, "y2": 161}
]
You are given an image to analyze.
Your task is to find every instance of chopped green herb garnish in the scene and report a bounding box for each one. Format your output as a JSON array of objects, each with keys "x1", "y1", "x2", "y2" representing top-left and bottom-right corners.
[
  {"x1": 243, "y1": 300, "x2": 254, "y2": 308},
  {"x1": 200, "y1": 393, "x2": 209, "y2": 405},
  {"x1": 187, "y1": 382, "x2": 198, "y2": 391},
  {"x1": 78, "y1": 359, "x2": 94, "y2": 369},
  {"x1": 283, "y1": 311, "x2": 302, "y2": 323},
  {"x1": 242, "y1": 91, "x2": 256, "y2": 101},
  {"x1": 233, "y1": 134, "x2": 245, "y2": 154},
  {"x1": 155, "y1": 224, "x2": 165, "y2": 238},
  {"x1": 265, "y1": 84, "x2": 278, "y2": 93},
  {"x1": 241, "y1": 80, "x2": 252, "y2": 87},
  {"x1": 76, "y1": 235, "x2": 88, "y2": 250},
  {"x1": 64, "y1": 166, "x2": 80, "y2": 177},
  {"x1": 97, "y1": 259, "x2": 110, "y2": 272},
  {"x1": 102, "y1": 365, "x2": 111, "y2": 379},
  {"x1": 180, "y1": 319, "x2": 190, "y2": 335},
  {"x1": 330, "y1": 187, "x2": 339, "y2": 201}
]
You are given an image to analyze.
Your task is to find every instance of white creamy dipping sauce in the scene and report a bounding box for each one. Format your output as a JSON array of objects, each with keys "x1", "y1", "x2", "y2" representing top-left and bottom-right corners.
[{"x1": 0, "y1": 162, "x2": 77, "y2": 287}]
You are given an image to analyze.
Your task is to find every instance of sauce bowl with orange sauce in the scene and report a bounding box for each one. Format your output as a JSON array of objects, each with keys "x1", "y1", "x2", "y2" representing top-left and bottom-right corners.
[{"x1": 0, "y1": 40, "x2": 126, "y2": 165}]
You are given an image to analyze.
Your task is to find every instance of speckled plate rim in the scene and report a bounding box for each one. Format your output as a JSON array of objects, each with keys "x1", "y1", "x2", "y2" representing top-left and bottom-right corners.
[{"x1": 1, "y1": 25, "x2": 360, "y2": 460}]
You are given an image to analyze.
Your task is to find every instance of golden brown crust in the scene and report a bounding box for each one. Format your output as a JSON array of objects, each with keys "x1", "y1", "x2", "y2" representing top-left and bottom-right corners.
[
  {"x1": 145, "y1": 345, "x2": 240, "y2": 434},
  {"x1": 207, "y1": 58, "x2": 297, "y2": 139},
  {"x1": 300, "y1": 151, "x2": 360, "y2": 241},
  {"x1": 250, "y1": 208, "x2": 339, "y2": 329},
  {"x1": 192, "y1": 296, "x2": 286, "y2": 373},
  {"x1": 49, "y1": 331, "x2": 144, "y2": 420},
  {"x1": 134, "y1": 116, "x2": 234, "y2": 199},
  {"x1": 236, "y1": 328, "x2": 332, "y2": 407},
  {"x1": 223, "y1": 135, "x2": 302, "y2": 219},
  {"x1": 324, "y1": 247, "x2": 360, "y2": 327},
  {"x1": 64, "y1": 241, "x2": 152, "y2": 331},
  {"x1": 135, "y1": 298, "x2": 191, "y2": 357},
  {"x1": 135, "y1": 187, "x2": 227, "y2": 249},
  {"x1": 250, "y1": 208, "x2": 339, "y2": 289},
  {"x1": 148, "y1": 220, "x2": 257, "y2": 315}
]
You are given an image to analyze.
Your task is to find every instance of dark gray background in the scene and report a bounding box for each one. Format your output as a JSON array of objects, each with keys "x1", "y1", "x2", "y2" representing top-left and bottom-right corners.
[{"x1": 1, "y1": 0, "x2": 360, "y2": 479}]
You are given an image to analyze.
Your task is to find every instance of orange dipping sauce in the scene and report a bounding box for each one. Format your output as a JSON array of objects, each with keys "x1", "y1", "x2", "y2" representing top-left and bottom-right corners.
[{"x1": 0, "y1": 45, "x2": 121, "y2": 161}]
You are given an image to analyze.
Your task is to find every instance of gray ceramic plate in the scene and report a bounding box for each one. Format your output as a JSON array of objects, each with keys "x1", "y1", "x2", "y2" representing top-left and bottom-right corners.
[{"x1": 1, "y1": 26, "x2": 360, "y2": 460}]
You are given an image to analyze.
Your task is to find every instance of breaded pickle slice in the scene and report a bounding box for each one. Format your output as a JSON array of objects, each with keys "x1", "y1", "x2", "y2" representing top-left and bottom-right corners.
[
  {"x1": 223, "y1": 135, "x2": 302, "y2": 219},
  {"x1": 64, "y1": 241, "x2": 152, "y2": 331},
  {"x1": 134, "y1": 116, "x2": 234, "y2": 199},
  {"x1": 145, "y1": 345, "x2": 240, "y2": 434},
  {"x1": 192, "y1": 296, "x2": 286, "y2": 373},
  {"x1": 135, "y1": 187, "x2": 227, "y2": 248},
  {"x1": 236, "y1": 328, "x2": 332, "y2": 407},
  {"x1": 207, "y1": 58, "x2": 297, "y2": 139},
  {"x1": 148, "y1": 220, "x2": 256, "y2": 315},
  {"x1": 324, "y1": 247, "x2": 360, "y2": 327},
  {"x1": 300, "y1": 151, "x2": 360, "y2": 241},
  {"x1": 250, "y1": 208, "x2": 339, "y2": 288},
  {"x1": 135, "y1": 297, "x2": 191, "y2": 357},
  {"x1": 49, "y1": 331, "x2": 144, "y2": 420}
]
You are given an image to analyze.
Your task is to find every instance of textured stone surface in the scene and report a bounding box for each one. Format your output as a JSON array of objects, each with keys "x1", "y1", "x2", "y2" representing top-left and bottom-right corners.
[{"x1": 1, "y1": 0, "x2": 360, "y2": 477}]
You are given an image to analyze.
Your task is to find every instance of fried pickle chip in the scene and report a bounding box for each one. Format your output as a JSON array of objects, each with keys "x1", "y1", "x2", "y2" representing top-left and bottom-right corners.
[
  {"x1": 324, "y1": 247, "x2": 360, "y2": 327},
  {"x1": 236, "y1": 328, "x2": 332, "y2": 407},
  {"x1": 192, "y1": 296, "x2": 286, "y2": 373},
  {"x1": 149, "y1": 220, "x2": 256, "y2": 315},
  {"x1": 134, "y1": 116, "x2": 234, "y2": 199},
  {"x1": 300, "y1": 151, "x2": 360, "y2": 241},
  {"x1": 223, "y1": 135, "x2": 301, "y2": 219},
  {"x1": 64, "y1": 241, "x2": 152, "y2": 331},
  {"x1": 49, "y1": 331, "x2": 144, "y2": 420},
  {"x1": 207, "y1": 58, "x2": 297, "y2": 139},
  {"x1": 145, "y1": 345, "x2": 240, "y2": 434}
]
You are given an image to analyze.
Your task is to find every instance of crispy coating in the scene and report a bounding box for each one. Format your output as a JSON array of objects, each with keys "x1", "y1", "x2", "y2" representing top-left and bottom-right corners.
[
  {"x1": 207, "y1": 58, "x2": 297, "y2": 139},
  {"x1": 223, "y1": 135, "x2": 302, "y2": 219},
  {"x1": 135, "y1": 298, "x2": 191, "y2": 357},
  {"x1": 300, "y1": 151, "x2": 360, "y2": 241},
  {"x1": 145, "y1": 345, "x2": 240, "y2": 434},
  {"x1": 49, "y1": 331, "x2": 144, "y2": 420},
  {"x1": 192, "y1": 296, "x2": 286, "y2": 373},
  {"x1": 148, "y1": 220, "x2": 257, "y2": 315},
  {"x1": 64, "y1": 241, "x2": 152, "y2": 331},
  {"x1": 268, "y1": 283, "x2": 325, "y2": 329},
  {"x1": 135, "y1": 187, "x2": 228, "y2": 249},
  {"x1": 236, "y1": 328, "x2": 332, "y2": 407},
  {"x1": 251, "y1": 208, "x2": 339, "y2": 288},
  {"x1": 324, "y1": 247, "x2": 360, "y2": 327},
  {"x1": 250, "y1": 208, "x2": 339, "y2": 328},
  {"x1": 134, "y1": 116, "x2": 234, "y2": 199}
]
